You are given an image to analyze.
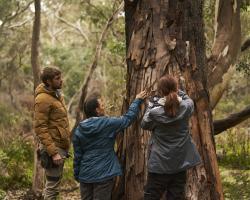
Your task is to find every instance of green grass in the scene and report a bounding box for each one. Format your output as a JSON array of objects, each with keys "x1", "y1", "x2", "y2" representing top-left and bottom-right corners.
[
  {"x1": 0, "y1": 189, "x2": 6, "y2": 200},
  {"x1": 219, "y1": 166, "x2": 250, "y2": 200}
]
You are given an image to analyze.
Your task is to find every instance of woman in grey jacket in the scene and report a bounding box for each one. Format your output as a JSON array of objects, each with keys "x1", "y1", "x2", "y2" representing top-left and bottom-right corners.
[{"x1": 141, "y1": 75, "x2": 201, "y2": 200}]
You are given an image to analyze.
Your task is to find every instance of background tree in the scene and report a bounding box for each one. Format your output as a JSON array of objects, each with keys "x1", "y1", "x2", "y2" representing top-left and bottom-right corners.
[{"x1": 31, "y1": 0, "x2": 44, "y2": 196}]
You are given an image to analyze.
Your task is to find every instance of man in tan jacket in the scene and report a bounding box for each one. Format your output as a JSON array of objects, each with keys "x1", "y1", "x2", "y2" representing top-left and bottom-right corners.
[{"x1": 34, "y1": 67, "x2": 70, "y2": 199}]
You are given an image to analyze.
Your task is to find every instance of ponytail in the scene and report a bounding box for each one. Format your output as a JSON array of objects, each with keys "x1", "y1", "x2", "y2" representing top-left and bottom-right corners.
[
  {"x1": 157, "y1": 75, "x2": 180, "y2": 117},
  {"x1": 164, "y1": 92, "x2": 180, "y2": 117}
]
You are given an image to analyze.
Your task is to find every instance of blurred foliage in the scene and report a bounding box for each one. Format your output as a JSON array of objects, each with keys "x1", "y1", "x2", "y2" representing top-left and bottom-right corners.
[
  {"x1": 0, "y1": 104, "x2": 19, "y2": 128},
  {"x1": 0, "y1": 0, "x2": 29, "y2": 21},
  {"x1": 238, "y1": 2, "x2": 250, "y2": 77},
  {"x1": 0, "y1": 101, "x2": 33, "y2": 191},
  {"x1": 236, "y1": 60, "x2": 250, "y2": 76},
  {"x1": 241, "y1": 0, "x2": 250, "y2": 11},
  {"x1": 220, "y1": 167, "x2": 250, "y2": 200},
  {"x1": 0, "y1": 189, "x2": 6, "y2": 200},
  {"x1": 0, "y1": 136, "x2": 33, "y2": 190},
  {"x1": 216, "y1": 128, "x2": 250, "y2": 169},
  {"x1": 203, "y1": 0, "x2": 215, "y2": 53}
]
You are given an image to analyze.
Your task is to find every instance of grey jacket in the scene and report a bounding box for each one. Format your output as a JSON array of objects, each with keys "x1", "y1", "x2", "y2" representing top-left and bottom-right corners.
[{"x1": 141, "y1": 90, "x2": 201, "y2": 174}]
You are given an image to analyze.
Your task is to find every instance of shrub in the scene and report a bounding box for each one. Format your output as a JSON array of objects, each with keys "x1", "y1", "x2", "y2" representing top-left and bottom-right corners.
[
  {"x1": 216, "y1": 127, "x2": 250, "y2": 169},
  {"x1": 0, "y1": 135, "x2": 33, "y2": 190}
]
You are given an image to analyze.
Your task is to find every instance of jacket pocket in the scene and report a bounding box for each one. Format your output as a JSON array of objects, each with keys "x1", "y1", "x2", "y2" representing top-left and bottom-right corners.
[
  {"x1": 57, "y1": 126, "x2": 69, "y2": 140},
  {"x1": 49, "y1": 128, "x2": 61, "y2": 141}
]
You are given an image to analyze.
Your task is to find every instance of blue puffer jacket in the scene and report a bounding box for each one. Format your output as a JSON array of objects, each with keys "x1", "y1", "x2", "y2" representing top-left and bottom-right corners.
[{"x1": 73, "y1": 98, "x2": 143, "y2": 183}]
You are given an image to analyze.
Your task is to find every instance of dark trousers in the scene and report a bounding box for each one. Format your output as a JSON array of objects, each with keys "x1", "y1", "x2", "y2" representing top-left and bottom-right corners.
[
  {"x1": 144, "y1": 171, "x2": 186, "y2": 200},
  {"x1": 80, "y1": 179, "x2": 114, "y2": 200}
]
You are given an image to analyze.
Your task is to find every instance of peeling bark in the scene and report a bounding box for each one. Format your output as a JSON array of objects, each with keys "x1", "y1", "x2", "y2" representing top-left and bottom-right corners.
[
  {"x1": 208, "y1": 0, "x2": 241, "y2": 103},
  {"x1": 114, "y1": 0, "x2": 224, "y2": 199}
]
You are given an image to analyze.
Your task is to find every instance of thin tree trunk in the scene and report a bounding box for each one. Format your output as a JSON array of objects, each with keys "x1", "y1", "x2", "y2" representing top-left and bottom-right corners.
[
  {"x1": 31, "y1": 0, "x2": 43, "y2": 195},
  {"x1": 31, "y1": 0, "x2": 41, "y2": 90},
  {"x1": 72, "y1": 2, "x2": 124, "y2": 133},
  {"x1": 114, "y1": 1, "x2": 223, "y2": 199}
]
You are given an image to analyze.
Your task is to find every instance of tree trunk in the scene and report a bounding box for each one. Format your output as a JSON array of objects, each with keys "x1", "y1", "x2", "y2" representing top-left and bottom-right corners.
[
  {"x1": 114, "y1": 0, "x2": 223, "y2": 199},
  {"x1": 31, "y1": 0, "x2": 44, "y2": 195},
  {"x1": 31, "y1": 0, "x2": 41, "y2": 91},
  {"x1": 208, "y1": 0, "x2": 241, "y2": 109}
]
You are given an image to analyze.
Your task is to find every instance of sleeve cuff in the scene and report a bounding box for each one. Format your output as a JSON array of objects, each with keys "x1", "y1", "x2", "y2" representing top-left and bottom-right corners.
[
  {"x1": 47, "y1": 145, "x2": 58, "y2": 156},
  {"x1": 134, "y1": 98, "x2": 143, "y2": 104}
]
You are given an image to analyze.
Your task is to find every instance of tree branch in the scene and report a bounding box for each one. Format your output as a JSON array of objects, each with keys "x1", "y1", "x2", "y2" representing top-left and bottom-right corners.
[
  {"x1": 72, "y1": 1, "x2": 124, "y2": 132},
  {"x1": 0, "y1": 1, "x2": 33, "y2": 31},
  {"x1": 7, "y1": 18, "x2": 32, "y2": 29},
  {"x1": 241, "y1": 38, "x2": 250, "y2": 52},
  {"x1": 214, "y1": 106, "x2": 250, "y2": 135},
  {"x1": 208, "y1": 0, "x2": 241, "y2": 109},
  {"x1": 82, "y1": 1, "x2": 108, "y2": 20},
  {"x1": 55, "y1": 15, "x2": 90, "y2": 43}
]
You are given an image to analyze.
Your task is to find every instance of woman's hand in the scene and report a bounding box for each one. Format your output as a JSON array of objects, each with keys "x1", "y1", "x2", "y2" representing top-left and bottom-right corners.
[{"x1": 136, "y1": 90, "x2": 148, "y2": 100}]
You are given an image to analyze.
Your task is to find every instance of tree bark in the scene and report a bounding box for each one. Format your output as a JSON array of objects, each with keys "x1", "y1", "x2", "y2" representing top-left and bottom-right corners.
[
  {"x1": 214, "y1": 105, "x2": 250, "y2": 135},
  {"x1": 114, "y1": 0, "x2": 223, "y2": 199},
  {"x1": 208, "y1": 0, "x2": 241, "y2": 109},
  {"x1": 31, "y1": 0, "x2": 43, "y2": 195},
  {"x1": 31, "y1": 0, "x2": 41, "y2": 90}
]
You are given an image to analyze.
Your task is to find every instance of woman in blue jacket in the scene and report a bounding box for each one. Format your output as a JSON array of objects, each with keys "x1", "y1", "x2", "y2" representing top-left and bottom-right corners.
[
  {"x1": 141, "y1": 75, "x2": 201, "y2": 200},
  {"x1": 73, "y1": 90, "x2": 147, "y2": 200}
]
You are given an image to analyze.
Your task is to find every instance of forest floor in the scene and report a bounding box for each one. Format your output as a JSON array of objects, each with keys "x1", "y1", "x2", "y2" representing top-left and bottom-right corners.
[
  {"x1": 4, "y1": 189, "x2": 80, "y2": 200},
  {"x1": 3, "y1": 182, "x2": 80, "y2": 200},
  {"x1": 2, "y1": 168, "x2": 250, "y2": 200},
  {"x1": 220, "y1": 167, "x2": 250, "y2": 200}
]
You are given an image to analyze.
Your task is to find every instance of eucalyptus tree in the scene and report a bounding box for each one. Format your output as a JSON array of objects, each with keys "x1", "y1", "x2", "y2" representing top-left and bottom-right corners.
[{"x1": 113, "y1": 0, "x2": 247, "y2": 199}]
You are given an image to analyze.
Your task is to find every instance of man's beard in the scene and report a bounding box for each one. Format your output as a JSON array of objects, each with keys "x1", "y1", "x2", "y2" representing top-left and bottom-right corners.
[{"x1": 52, "y1": 84, "x2": 62, "y2": 90}]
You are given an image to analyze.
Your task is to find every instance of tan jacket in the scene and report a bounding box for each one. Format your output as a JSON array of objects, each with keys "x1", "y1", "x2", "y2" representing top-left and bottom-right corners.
[{"x1": 34, "y1": 83, "x2": 70, "y2": 156}]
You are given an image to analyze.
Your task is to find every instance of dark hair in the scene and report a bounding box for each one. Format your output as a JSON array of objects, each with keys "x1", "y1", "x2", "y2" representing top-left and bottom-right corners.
[
  {"x1": 157, "y1": 75, "x2": 179, "y2": 117},
  {"x1": 84, "y1": 95, "x2": 101, "y2": 118},
  {"x1": 40, "y1": 67, "x2": 61, "y2": 86}
]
